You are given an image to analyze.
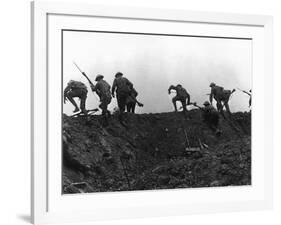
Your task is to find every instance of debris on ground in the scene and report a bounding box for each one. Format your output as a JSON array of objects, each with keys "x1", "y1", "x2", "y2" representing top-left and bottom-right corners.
[{"x1": 62, "y1": 109, "x2": 251, "y2": 193}]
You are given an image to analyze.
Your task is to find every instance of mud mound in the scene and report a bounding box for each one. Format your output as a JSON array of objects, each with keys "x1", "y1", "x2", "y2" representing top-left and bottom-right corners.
[{"x1": 62, "y1": 110, "x2": 251, "y2": 193}]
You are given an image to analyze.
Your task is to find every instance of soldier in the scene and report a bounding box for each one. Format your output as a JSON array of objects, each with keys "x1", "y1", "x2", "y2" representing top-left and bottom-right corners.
[
  {"x1": 126, "y1": 86, "x2": 144, "y2": 113},
  {"x1": 168, "y1": 84, "x2": 190, "y2": 112},
  {"x1": 64, "y1": 80, "x2": 88, "y2": 114},
  {"x1": 91, "y1": 74, "x2": 112, "y2": 118},
  {"x1": 111, "y1": 72, "x2": 133, "y2": 113},
  {"x1": 241, "y1": 89, "x2": 252, "y2": 107},
  {"x1": 248, "y1": 90, "x2": 252, "y2": 107},
  {"x1": 209, "y1": 82, "x2": 235, "y2": 116},
  {"x1": 194, "y1": 101, "x2": 221, "y2": 135}
]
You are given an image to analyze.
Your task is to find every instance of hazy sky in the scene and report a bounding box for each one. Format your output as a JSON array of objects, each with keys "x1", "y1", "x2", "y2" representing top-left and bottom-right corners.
[{"x1": 63, "y1": 31, "x2": 252, "y2": 115}]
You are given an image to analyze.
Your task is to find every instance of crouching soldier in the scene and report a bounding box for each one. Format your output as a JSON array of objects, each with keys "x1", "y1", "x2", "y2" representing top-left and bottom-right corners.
[
  {"x1": 64, "y1": 80, "x2": 88, "y2": 114},
  {"x1": 91, "y1": 74, "x2": 112, "y2": 118},
  {"x1": 209, "y1": 82, "x2": 235, "y2": 117},
  {"x1": 126, "y1": 86, "x2": 144, "y2": 113},
  {"x1": 168, "y1": 84, "x2": 190, "y2": 112},
  {"x1": 194, "y1": 101, "x2": 221, "y2": 136}
]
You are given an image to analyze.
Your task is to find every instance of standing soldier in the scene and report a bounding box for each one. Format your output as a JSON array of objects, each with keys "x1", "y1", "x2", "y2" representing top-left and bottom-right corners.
[
  {"x1": 209, "y1": 82, "x2": 235, "y2": 116},
  {"x1": 168, "y1": 84, "x2": 190, "y2": 112},
  {"x1": 91, "y1": 74, "x2": 112, "y2": 118},
  {"x1": 64, "y1": 80, "x2": 88, "y2": 114},
  {"x1": 111, "y1": 72, "x2": 133, "y2": 113}
]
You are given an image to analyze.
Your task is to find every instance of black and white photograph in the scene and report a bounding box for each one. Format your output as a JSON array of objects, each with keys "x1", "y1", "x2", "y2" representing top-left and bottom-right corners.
[{"x1": 62, "y1": 30, "x2": 252, "y2": 194}]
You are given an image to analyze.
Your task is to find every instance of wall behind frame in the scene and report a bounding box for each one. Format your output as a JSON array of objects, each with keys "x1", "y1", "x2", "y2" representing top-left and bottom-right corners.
[{"x1": 0, "y1": 0, "x2": 280, "y2": 225}]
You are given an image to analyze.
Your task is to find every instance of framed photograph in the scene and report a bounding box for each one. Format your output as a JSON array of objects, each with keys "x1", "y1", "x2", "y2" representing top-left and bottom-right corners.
[{"x1": 31, "y1": 1, "x2": 273, "y2": 224}]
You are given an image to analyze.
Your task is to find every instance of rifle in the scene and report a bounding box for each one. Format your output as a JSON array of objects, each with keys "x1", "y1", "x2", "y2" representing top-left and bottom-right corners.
[
  {"x1": 136, "y1": 100, "x2": 144, "y2": 107},
  {"x1": 73, "y1": 61, "x2": 95, "y2": 87},
  {"x1": 190, "y1": 102, "x2": 203, "y2": 110},
  {"x1": 132, "y1": 95, "x2": 144, "y2": 107},
  {"x1": 128, "y1": 89, "x2": 144, "y2": 107},
  {"x1": 179, "y1": 102, "x2": 200, "y2": 110},
  {"x1": 237, "y1": 88, "x2": 251, "y2": 96}
]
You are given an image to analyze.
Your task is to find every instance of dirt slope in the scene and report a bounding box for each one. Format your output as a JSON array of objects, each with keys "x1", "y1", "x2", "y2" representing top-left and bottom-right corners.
[{"x1": 62, "y1": 110, "x2": 251, "y2": 194}]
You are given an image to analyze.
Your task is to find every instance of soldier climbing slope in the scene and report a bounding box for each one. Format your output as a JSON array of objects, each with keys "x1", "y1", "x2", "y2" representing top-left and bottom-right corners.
[
  {"x1": 64, "y1": 80, "x2": 88, "y2": 114},
  {"x1": 111, "y1": 72, "x2": 133, "y2": 113},
  {"x1": 126, "y1": 86, "x2": 144, "y2": 113},
  {"x1": 90, "y1": 74, "x2": 112, "y2": 118},
  {"x1": 209, "y1": 82, "x2": 235, "y2": 116},
  {"x1": 168, "y1": 84, "x2": 190, "y2": 112},
  {"x1": 193, "y1": 101, "x2": 222, "y2": 136},
  {"x1": 239, "y1": 89, "x2": 251, "y2": 108}
]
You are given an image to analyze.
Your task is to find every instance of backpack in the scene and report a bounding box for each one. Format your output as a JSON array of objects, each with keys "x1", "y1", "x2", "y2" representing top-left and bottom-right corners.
[
  {"x1": 177, "y1": 86, "x2": 189, "y2": 98},
  {"x1": 116, "y1": 77, "x2": 132, "y2": 94},
  {"x1": 69, "y1": 80, "x2": 87, "y2": 90}
]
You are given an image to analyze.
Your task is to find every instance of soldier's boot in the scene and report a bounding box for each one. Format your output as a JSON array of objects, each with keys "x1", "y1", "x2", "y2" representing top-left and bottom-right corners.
[{"x1": 81, "y1": 109, "x2": 88, "y2": 115}]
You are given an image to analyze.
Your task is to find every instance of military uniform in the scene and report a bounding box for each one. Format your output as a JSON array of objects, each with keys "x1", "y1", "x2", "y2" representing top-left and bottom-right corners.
[
  {"x1": 201, "y1": 102, "x2": 221, "y2": 134},
  {"x1": 168, "y1": 84, "x2": 190, "y2": 112},
  {"x1": 112, "y1": 76, "x2": 133, "y2": 112},
  {"x1": 126, "y1": 88, "x2": 138, "y2": 113},
  {"x1": 209, "y1": 83, "x2": 232, "y2": 115},
  {"x1": 64, "y1": 80, "x2": 88, "y2": 113},
  {"x1": 91, "y1": 75, "x2": 112, "y2": 116}
]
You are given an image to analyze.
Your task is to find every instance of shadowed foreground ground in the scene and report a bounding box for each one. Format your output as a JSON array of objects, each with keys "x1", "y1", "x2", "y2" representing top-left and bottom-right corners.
[{"x1": 62, "y1": 110, "x2": 251, "y2": 194}]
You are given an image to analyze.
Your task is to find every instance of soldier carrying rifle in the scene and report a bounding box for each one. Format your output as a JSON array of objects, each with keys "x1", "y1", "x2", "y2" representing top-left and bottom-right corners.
[
  {"x1": 72, "y1": 62, "x2": 112, "y2": 119},
  {"x1": 91, "y1": 74, "x2": 112, "y2": 118}
]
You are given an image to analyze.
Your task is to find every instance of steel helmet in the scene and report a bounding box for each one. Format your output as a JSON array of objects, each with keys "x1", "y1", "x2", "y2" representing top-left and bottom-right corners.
[
  {"x1": 209, "y1": 82, "x2": 216, "y2": 87},
  {"x1": 115, "y1": 72, "x2": 123, "y2": 78},
  {"x1": 95, "y1": 74, "x2": 104, "y2": 81}
]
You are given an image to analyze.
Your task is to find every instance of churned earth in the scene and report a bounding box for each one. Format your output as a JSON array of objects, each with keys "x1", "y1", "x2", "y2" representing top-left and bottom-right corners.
[{"x1": 62, "y1": 110, "x2": 251, "y2": 194}]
